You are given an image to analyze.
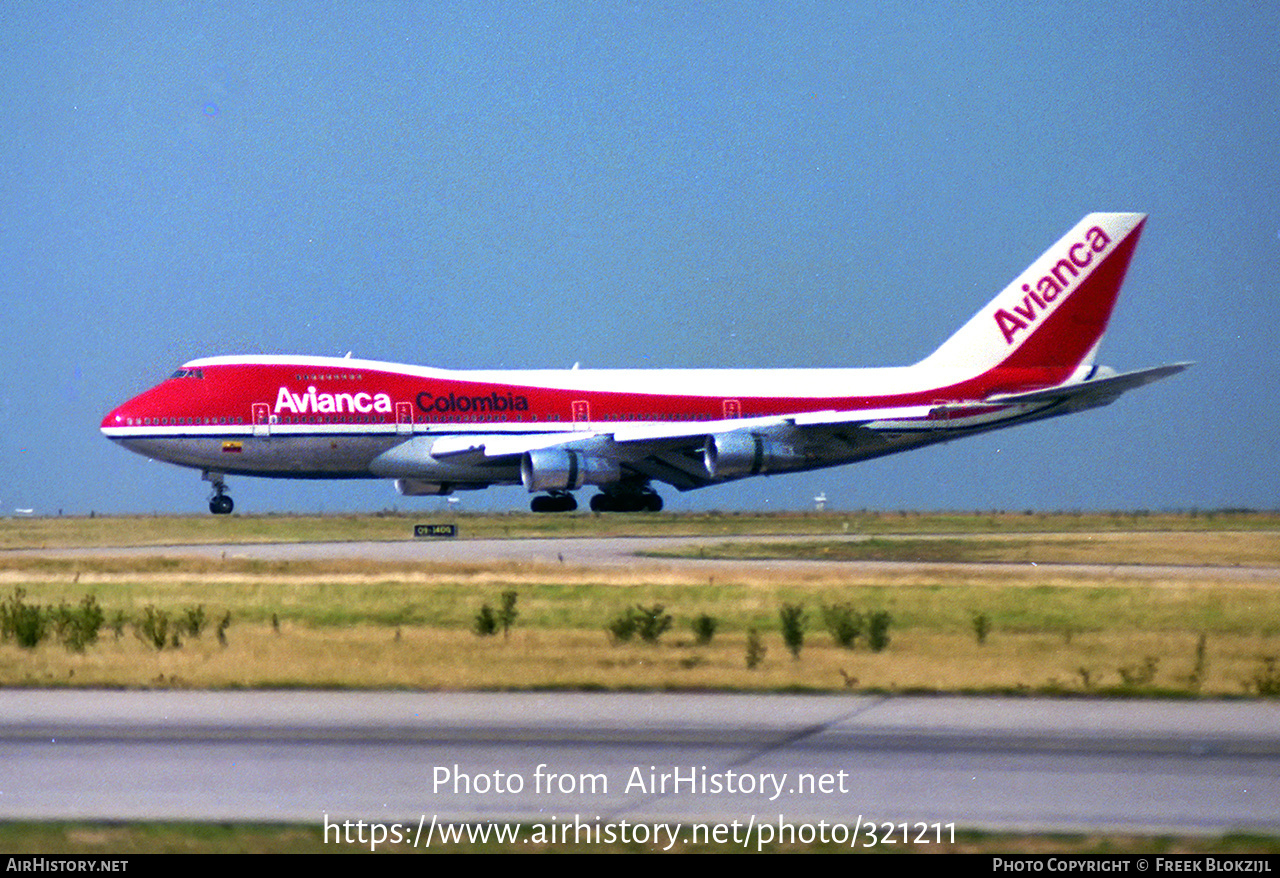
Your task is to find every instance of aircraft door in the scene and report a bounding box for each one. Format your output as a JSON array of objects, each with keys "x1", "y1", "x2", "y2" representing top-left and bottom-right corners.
[
  {"x1": 252, "y1": 403, "x2": 271, "y2": 438},
  {"x1": 928, "y1": 403, "x2": 954, "y2": 433},
  {"x1": 396, "y1": 401, "x2": 414, "y2": 435}
]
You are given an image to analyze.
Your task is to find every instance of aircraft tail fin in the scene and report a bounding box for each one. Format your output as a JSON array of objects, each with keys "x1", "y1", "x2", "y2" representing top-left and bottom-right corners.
[{"x1": 918, "y1": 213, "x2": 1147, "y2": 382}]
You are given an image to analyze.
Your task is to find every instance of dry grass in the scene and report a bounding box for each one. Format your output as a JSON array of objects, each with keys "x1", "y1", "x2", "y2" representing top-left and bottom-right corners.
[{"x1": 3, "y1": 561, "x2": 1277, "y2": 695}]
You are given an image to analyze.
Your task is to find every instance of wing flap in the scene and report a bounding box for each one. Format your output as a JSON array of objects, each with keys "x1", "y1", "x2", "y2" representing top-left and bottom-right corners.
[
  {"x1": 789, "y1": 405, "x2": 935, "y2": 426},
  {"x1": 429, "y1": 432, "x2": 589, "y2": 461}
]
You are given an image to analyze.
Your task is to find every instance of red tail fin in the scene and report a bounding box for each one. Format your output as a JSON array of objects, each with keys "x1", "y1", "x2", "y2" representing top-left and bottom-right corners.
[{"x1": 919, "y1": 213, "x2": 1147, "y2": 383}]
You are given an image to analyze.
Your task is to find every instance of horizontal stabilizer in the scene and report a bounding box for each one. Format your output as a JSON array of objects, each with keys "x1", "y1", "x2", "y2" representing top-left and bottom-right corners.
[{"x1": 986, "y1": 362, "x2": 1191, "y2": 408}]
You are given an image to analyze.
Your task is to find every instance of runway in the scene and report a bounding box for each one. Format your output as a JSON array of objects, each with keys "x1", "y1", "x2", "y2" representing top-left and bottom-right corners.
[{"x1": 2, "y1": 689, "x2": 1278, "y2": 835}]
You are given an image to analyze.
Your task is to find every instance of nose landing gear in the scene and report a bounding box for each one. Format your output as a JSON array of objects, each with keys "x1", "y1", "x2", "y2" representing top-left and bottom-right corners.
[{"x1": 203, "y1": 471, "x2": 234, "y2": 515}]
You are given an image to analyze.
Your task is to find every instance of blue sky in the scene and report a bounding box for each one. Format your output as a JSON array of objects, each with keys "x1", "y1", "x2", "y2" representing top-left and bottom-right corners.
[{"x1": 2, "y1": 2, "x2": 1276, "y2": 516}]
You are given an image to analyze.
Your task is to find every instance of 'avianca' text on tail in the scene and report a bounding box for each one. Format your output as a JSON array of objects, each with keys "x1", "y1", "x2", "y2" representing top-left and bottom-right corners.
[{"x1": 101, "y1": 212, "x2": 1189, "y2": 514}]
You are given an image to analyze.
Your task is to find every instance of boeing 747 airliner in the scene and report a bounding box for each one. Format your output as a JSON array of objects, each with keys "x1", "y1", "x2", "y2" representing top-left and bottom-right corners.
[{"x1": 101, "y1": 213, "x2": 1187, "y2": 514}]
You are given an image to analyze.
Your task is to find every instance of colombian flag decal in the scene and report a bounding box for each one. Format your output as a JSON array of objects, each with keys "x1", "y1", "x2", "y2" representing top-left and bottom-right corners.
[{"x1": 221, "y1": 441, "x2": 243, "y2": 454}]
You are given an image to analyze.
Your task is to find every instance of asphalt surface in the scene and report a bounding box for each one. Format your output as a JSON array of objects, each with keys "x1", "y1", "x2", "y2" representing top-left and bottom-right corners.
[{"x1": 2, "y1": 690, "x2": 1278, "y2": 836}]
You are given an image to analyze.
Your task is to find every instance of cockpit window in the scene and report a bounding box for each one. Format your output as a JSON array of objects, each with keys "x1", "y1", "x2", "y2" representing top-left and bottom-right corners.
[{"x1": 169, "y1": 369, "x2": 204, "y2": 379}]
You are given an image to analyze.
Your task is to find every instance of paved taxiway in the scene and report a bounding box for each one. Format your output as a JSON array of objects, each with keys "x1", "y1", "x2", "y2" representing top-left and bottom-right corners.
[
  {"x1": 34, "y1": 534, "x2": 1280, "y2": 582},
  {"x1": 3, "y1": 690, "x2": 1279, "y2": 833}
]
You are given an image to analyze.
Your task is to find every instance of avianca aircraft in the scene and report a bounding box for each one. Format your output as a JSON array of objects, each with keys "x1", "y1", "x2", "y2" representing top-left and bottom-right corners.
[{"x1": 102, "y1": 213, "x2": 1187, "y2": 514}]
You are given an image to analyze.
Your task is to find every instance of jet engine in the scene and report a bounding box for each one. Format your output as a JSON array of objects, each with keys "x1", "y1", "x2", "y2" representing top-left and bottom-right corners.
[
  {"x1": 521, "y1": 448, "x2": 619, "y2": 492},
  {"x1": 703, "y1": 431, "x2": 802, "y2": 480}
]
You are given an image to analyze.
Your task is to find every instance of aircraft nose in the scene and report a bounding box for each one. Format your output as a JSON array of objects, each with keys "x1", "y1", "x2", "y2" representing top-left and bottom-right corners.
[
  {"x1": 101, "y1": 404, "x2": 125, "y2": 433},
  {"x1": 101, "y1": 397, "x2": 141, "y2": 434}
]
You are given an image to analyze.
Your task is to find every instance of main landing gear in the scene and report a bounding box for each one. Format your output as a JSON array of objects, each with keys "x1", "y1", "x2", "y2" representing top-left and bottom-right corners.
[
  {"x1": 530, "y1": 492, "x2": 577, "y2": 513},
  {"x1": 203, "y1": 471, "x2": 234, "y2": 515},
  {"x1": 529, "y1": 485, "x2": 664, "y2": 513},
  {"x1": 590, "y1": 487, "x2": 663, "y2": 513}
]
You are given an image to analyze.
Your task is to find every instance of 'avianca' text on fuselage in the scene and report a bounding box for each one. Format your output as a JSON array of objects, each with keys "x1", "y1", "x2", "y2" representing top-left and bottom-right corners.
[
  {"x1": 993, "y1": 224, "x2": 1112, "y2": 344},
  {"x1": 100, "y1": 212, "x2": 1187, "y2": 515},
  {"x1": 274, "y1": 385, "x2": 394, "y2": 415}
]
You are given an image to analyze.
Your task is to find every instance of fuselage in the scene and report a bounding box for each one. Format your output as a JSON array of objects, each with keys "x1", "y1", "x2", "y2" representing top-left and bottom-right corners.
[{"x1": 99, "y1": 354, "x2": 1067, "y2": 480}]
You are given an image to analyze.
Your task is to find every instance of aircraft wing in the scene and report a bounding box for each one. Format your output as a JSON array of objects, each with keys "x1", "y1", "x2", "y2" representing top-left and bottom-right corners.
[{"x1": 418, "y1": 405, "x2": 936, "y2": 491}]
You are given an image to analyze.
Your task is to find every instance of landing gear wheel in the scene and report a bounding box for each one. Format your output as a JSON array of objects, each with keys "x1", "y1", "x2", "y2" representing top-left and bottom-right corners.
[
  {"x1": 531, "y1": 493, "x2": 577, "y2": 513},
  {"x1": 590, "y1": 488, "x2": 664, "y2": 513},
  {"x1": 203, "y1": 471, "x2": 234, "y2": 515}
]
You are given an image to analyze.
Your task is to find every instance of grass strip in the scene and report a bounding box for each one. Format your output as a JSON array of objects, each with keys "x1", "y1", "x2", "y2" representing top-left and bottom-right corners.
[
  {"x1": 642, "y1": 531, "x2": 1280, "y2": 566},
  {"x1": 3, "y1": 510, "x2": 1278, "y2": 550}
]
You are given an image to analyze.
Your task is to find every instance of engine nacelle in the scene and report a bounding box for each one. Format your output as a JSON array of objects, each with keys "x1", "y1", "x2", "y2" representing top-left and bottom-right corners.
[
  {"x1": 704, "y1": 431, "x2": 801, "y2": 480},
  {"x1": 394, "y1": 478, "x2": 454, "y2": 496},
  {"x1": 521, "y1": 448, "x2": 620, "y2": 492}
]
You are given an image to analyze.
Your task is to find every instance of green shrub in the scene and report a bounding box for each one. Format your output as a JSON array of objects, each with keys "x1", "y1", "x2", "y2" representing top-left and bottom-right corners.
[
  {"x1": 690, "y1": 614, "x2": 717, "y2": 645},
  {"x1": 634, "y1": 604, "x2": 672, "y2": 643},
  {"x1": 606, "y1": 608, "x2": 640, "y2": 643},
  {"x1": 2, "y1": 588, "x2": 48, "y2": 649},
  {"x1": 1118, "y1": 656, "x2": 1159, "y2": 686},
  {"x1": 55, "y1": 595, "x2": 104, "y2": 652},
  {"x1": 1189, "y1": 633, "x2": 1208, "y2": 690},
  {"x1": 821, "y1": 603, "x2": 863, "y2": 649},
  {"x1": 1249, "y1": 656, "x2": 1279, "y2": 696},
  {"x1": 473, "y1": 604, "x2": 498, "y2": 637},
  {"x1": 971, "y1": 612, "x2": 990, "y2": 645},
  {"x1": 867, "y1": 611, "x2": 892, "y2": 652},
  {"x1": 779, "y1": 603, "x2": 806, "y2": 659},
  {"x1": 498, "y1": 590, "x2": 519, "y2": 639},
  {"x1": 136, "y1": 606, "x2": 171, "y2": 650},
  {"x1": 2, "y1": 591, "x2": 110, "y2": 652},
  {"x1": 183, "y1": 605, "x2": 207, "y2": 638},
  {"x1": 745, "y1": 628, "x2": 766, "y2": 669}
]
